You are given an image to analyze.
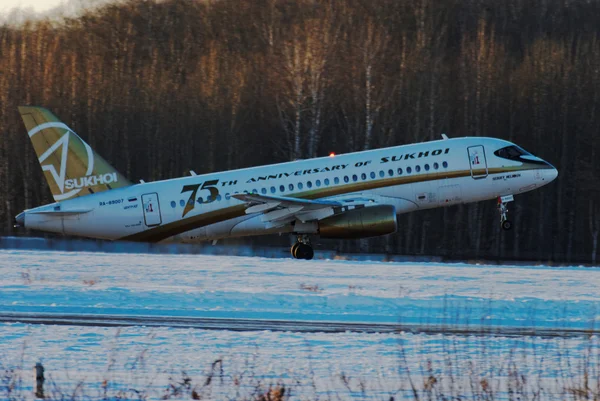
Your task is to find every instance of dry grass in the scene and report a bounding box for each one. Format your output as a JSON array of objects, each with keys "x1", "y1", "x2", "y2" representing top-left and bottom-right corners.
[
  {"x1": 299, "y1": 283, "x2": 322, "y2": 293},
  {"x1": 1, "y1": 331, "x2": 599, "y2": 400}
]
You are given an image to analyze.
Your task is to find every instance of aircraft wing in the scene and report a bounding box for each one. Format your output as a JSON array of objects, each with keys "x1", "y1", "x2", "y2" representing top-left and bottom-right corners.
[{"x1": 232, "y1": 193, "x2": 344, "y2": 228}]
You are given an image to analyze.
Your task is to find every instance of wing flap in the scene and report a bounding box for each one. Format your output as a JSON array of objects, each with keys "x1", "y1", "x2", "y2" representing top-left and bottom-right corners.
[
  {"x1": 233, "y1": 193, "x2": 341, "y2": 208},
  {"x1": 245, "y1": 201, "x2": 281, "y2": 214},
  {"x1": 233, "y1": 193, "x2": 343, "y2": 224},
  {"x1": 261, "y1": 206, "x2": 304, "y2": 222}
]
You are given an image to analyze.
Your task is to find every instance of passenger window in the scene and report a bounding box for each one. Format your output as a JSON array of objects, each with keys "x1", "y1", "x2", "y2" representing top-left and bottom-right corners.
[
  {"x1": 344, "y1": 176, "x2": 349, "y2": 183},
  {"x1": 289, "y1": 183, "x2": 294, "y2": 191},
  {"x1": 388, "y1": 169, "x2": 393, "y2": 176},
  {"x1": 252, "y1": 189, "x2": 258, "y2": 194},
  {"x1": 206, "y1": 195, "x2": 212, "y2": 202},
  {"x1": 279, "y1": 185, "x2": 285, "y2": 192},
  {"x1": 324, "y1": 178, "x2": 330, "y2": 185},
  {"x1": 443, "y1": 161, "x2": 448, "y2": 168},
  {"x1": 415, "y1": 165, "x2": 421, "y2": 173},
  {"x1": 352, "y1": 174, "x2": 358, "y2": 182},
  {"x1": 261, "y1": 188, "x2": 267, "y2": 194},
  {"x1": 307, "y1": 181, "x2": 313, "y2": 188},
  {"x1": 216, "y1": 195, "x2": 222, "y2": 201},
  {"x1": 370, "y1": 172, "x2": 376, "y2": 179},
  {"x1": 171, "y1": 201, "x2": 176, "y2": 208},
  {"x1": 225, "y1": 193, "x2": 231, "y2": 200},
  {"x1": 298, "y1": 182, "x2": 304, "y2": 189},
  {"x1": 316, "y1": 179, "x2": 321, "y2": 187},
  {"x1": 270, "y1": 186, "x2": 276, "y2": 194},
  {"x1": 433, "y1": 162, "x2": 439, "y2": 170},
  {"x1": 197, "y1": 197, "x2": 203, "y2": 204},
  {"x1": 179, "y1": 200, "x2": 185, "y2": 207},
  {"x1": 379, "y1": 171, "x2": 385, "y2": 177},
  {"x1": 334, "y1": 177, "x2": 340, "y2": 184},
  {"x1": 397, "y1": 168, "x2": 403, "y2": 175},
  {"x1": 425, "y1": 164, "x2": 430, "y2": 171},
  {"x1": 407, "y1": 167, "x2": 412, "y2": 174}
]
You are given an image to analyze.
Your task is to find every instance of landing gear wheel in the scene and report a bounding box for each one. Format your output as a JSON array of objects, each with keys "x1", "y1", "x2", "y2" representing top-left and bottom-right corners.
[
  {"x1": 294, "y1": 243, "x2": 314, "y2": 260},
  {"x1": 497, "y1": 196, "x2": 514, "y2": 232},
  {"x1": 291, "y1": 242, "x2": 300, "y2": 257},
  {"x1": 291, "y1": 235, "x2": 314, "y2": 260}
]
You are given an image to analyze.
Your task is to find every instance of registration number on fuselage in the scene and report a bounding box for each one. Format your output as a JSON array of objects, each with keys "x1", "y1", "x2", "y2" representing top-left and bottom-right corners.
[{"x1": 99, "y1": 198, "x2": 124, "y2": 207}]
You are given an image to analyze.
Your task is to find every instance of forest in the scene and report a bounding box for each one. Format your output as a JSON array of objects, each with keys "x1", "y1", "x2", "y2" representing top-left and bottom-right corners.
[{"x1": 0, "y1": 0, "x2": 599, "y2": 262}]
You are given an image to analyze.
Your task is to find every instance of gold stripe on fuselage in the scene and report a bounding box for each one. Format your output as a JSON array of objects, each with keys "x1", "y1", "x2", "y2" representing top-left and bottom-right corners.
[{"x1": 120, "y1": 165, "x2": 548, "y2": 242}]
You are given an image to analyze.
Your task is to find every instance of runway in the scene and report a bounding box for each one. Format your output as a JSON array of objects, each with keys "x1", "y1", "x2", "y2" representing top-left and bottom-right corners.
[{"x1": 0, "y1": 312, "x2": 597, "y2": 338}]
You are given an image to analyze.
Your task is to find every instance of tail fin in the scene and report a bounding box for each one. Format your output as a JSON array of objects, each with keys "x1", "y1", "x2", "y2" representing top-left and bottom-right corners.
[{"x1": 19, "y1": 106, "x2": 132, "y2": 202}]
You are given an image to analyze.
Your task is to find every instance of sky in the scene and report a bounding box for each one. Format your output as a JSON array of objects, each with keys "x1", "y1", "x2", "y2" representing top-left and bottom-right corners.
[
  {"x1": 0, "y1": 0, "x2": 114, "y2": 23},
  {"x1": 0, "y1": 0, "x2": 65, "y2": 13}
]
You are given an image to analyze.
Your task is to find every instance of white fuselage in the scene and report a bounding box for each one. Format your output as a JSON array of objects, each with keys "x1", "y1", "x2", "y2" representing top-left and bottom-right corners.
[{"x1": 20, "y1": 137, "x2": 557, "y2": 243}]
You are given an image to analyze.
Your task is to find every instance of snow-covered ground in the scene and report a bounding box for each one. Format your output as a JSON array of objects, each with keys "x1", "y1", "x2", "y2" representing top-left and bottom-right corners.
[
  {"x1": 1, "y1": 250, "x2": 598, "y2": 328},
  {"x1": 0, "y1": 249, "x2": 599, "y2": 399},
  {"x1": 2, "y1": 323, "x2": 598, "y2": 400}
]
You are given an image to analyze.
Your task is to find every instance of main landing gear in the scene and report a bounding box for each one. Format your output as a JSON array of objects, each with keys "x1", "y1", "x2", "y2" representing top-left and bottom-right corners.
[
  {"x1": 497, "y1": 195, "x2": 514, "y2": 231},
  {"x1": 291, "y1": 235, "x2": 314, "y2": 260}
]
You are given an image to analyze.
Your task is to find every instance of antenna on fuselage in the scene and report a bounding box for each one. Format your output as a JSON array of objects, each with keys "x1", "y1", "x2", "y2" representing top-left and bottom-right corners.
[{"x1": 441, "y1": 133, "x2": 449, "y2": 140}]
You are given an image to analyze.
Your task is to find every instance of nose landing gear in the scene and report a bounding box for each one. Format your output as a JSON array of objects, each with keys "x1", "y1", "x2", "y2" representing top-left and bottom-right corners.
[
  {"x1": 291, "y1": 235, "x2": 314, "y2": 260},
  {"x1": 497, "y1": 195, "x2": 514, "y2": 231}
]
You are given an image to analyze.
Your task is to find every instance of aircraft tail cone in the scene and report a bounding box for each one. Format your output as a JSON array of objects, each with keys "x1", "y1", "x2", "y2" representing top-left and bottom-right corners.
[{"x1": 14, "y1": 211, "x2": 25, "y2": 228}]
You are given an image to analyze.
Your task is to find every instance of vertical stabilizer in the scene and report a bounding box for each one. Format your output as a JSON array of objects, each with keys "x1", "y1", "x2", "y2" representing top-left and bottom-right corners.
[{"x1": 19, "y1": 106, "x2": 132, "y2": 201}]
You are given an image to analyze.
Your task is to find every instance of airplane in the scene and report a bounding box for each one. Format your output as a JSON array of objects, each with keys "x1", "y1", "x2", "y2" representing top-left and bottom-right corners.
[{"x1": 14, "y1": 107, "x2": 558, "y2": 259}]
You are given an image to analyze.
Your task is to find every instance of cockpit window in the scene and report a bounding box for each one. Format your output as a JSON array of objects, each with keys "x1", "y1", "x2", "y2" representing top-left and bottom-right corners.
[{"x1": 494, "y1": 145, "x2": 531, "y2": 160}]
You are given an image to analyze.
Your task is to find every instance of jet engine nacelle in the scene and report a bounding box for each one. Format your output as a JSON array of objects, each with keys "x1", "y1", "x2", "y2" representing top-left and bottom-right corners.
[{"x1": 319, "y1": 205, "x2": 397, "y2": 239}]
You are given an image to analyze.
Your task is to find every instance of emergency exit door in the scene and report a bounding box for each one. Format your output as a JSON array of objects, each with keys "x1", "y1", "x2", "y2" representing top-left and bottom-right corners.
[
  {"x1": 467, "y1": 145, "x2": 488, "y2": 179},
  {"x1": 142, "y1": 193, "x2": 162, "y2": 227}
]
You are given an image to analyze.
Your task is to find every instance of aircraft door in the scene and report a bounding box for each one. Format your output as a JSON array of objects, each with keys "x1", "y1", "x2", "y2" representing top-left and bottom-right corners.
[
  {"x1": 467, "y1": 145, "x2": 488, "y2": 179},
  {"x1": 142, "y1": 193, "x2": 162, "y2": 227}
]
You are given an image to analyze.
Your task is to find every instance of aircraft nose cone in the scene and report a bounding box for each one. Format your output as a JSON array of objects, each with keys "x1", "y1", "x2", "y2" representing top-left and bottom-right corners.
[{"x1": 543, "y1": 163, "x2": 558, "y2": 183}]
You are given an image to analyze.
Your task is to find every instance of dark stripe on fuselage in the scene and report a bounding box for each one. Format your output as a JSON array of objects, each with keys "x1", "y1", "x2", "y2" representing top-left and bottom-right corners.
[{"x1": 120, "y1": 164, "x2": 548, "y2": 243}]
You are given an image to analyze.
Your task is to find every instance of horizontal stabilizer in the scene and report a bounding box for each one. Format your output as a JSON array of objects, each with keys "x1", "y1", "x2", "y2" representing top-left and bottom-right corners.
[{"x1": 29, "y1": 209, "x2": 92, "y2": 216}]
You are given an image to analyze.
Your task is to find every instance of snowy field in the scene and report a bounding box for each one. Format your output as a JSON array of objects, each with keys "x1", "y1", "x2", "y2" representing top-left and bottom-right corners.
[{"x1": 1, "y1": 249, "x2": 599, "y2": 399}]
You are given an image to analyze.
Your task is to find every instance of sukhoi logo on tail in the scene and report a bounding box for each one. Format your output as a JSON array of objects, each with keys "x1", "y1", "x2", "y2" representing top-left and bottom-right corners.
[
  {"x1": 28, "y1": 122, "x2": 116, "y2": 200},
  {"x1": 65, "y1": 173, "x2": 118, "y2": 190}
]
